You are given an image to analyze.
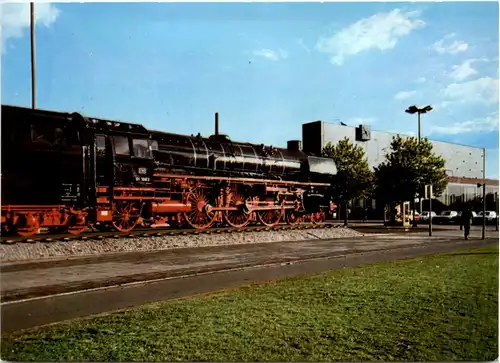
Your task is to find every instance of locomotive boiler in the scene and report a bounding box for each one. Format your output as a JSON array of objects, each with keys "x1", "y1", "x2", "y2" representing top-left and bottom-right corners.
[
  {"x1": 150, "y1": 113, "x2": 335, "y2": 181},
  {"x1": 0, "y1": 105, "x2": 337, "y2": 236}
]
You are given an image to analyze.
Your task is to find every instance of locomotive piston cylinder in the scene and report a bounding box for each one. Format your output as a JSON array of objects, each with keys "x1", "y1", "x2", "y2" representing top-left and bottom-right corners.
[{"x1": 151, "y1": 201, "x2": 192, "y2": 214}]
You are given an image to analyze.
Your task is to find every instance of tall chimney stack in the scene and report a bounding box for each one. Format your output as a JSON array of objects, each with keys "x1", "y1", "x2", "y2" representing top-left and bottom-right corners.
[{"x1": 215, "y1": 112, "x2": 219, "y2": 136}]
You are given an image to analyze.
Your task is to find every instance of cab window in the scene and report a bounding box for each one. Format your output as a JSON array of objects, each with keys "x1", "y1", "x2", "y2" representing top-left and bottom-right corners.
[
  {"x1": 30, "y1": 122, "x2": 54, "y2": 145},
  {"x1": 150, "y1": 140, "x2": 159, "y2": 151},
  {"x1": 96, "y1": 135, "x2": 106, "y2": 155},
  {"x1": 132, "y1": 138, "x2": 152, "y2": 158},
  {"x1": 111, "y1": 135, "x2": 130, "y2": 156}
]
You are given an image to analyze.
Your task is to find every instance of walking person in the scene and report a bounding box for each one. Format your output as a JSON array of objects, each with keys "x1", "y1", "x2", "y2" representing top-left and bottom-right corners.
[{"x1": 462, "y1": 206, "x2": 473, "y2": 240}]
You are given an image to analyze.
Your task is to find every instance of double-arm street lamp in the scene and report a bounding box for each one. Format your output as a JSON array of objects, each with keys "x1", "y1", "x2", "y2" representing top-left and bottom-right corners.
[
  {"x1": 405, "y1": 105, "x2": 433, "y2": 142},
  {"x1": 405, "y1": 105, "x2": 433, "y2": 228}
]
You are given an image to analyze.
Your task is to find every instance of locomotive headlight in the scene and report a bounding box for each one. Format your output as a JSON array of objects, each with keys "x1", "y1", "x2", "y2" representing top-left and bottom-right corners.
[{"x1": 138, "y1": 167, "x2": 147, "y2": 175}]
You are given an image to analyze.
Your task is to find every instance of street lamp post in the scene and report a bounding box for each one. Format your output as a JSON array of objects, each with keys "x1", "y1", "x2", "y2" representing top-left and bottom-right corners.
[
  {"x1": 405, "y1": 105, "x2": 433, "y2": 228},
  {"x1": 477, "y1": 182, "x2": 486, "y2": 240},
  {"x1": 30, "y1": 2, "x2": 36, "y2": 109},
  {"x1": 482, "y1": 148, "x2": 486, "y2": 240},
  {"x1": 483, "y1": 149, "x2": 486, "y2": 239},
  {"x1": 425, "y1": 184, "x2": 433, "y2": 237},
  {"x1": 495, "y1": 192, "x2": 499, "y2": 232},
  {"x1": 405, "y1": 105, "x2": 433, "y2": 144},
  {"x1": 476, "y1": 148, "x2": 487, "y2": 240}
]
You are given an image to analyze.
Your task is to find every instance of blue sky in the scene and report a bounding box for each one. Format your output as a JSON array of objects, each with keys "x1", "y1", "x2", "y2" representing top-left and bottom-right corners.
[{"x1": 2, "y1": 2, "x2": 499, "y2": 178}]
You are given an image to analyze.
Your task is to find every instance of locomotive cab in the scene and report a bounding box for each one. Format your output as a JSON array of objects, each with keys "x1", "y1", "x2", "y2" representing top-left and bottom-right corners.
[{"x1": 81, "y1": 116, "x2": 157, "y2": 189}]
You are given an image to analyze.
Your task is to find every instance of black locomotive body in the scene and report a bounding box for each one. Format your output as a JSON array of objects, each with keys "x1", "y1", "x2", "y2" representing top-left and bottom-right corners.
[
  {"x1": 149, "y1": 129, "x2": 335, "y2": 182},
  {"x1": 1, "y1": 105, "x2": 337, "y2": 235},
  {"x1": 1, "y1": 106, "x2": 86, "y2": 206}
]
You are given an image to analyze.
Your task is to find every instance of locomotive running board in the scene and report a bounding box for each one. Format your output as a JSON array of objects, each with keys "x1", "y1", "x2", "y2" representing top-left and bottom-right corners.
[{"x1": 153, "y1": 173, "x2": 330, "y2": 187}]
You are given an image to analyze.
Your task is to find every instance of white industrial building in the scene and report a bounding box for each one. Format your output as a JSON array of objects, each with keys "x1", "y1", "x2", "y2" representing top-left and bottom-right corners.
[{"x1": 301, "y1": 121, "x2": 499, "y2": 208}]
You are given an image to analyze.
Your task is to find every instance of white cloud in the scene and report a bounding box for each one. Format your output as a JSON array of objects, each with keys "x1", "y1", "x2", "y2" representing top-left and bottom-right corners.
[
  {"x1": 252, "y1": 48, "x2": 288, "y2": 61},
  {"x1": 387, "y1": 129, "x2": 417, "y2": 137},
  {"x1": 441, "y1": 77, "x2": 499, "y2": 106},
  {"x1": 0, "y1": 3, "x2": 60, "y2": 53},
  {"x1": 345, "y1": 117, "x2": 377, "y2": 125},
  {"x1": 446, "y1": 58, "x2": 492, "y2": 81},
  {"x1": 394, "y1": 90, "x2": 417, "y2": 100},
  {"x1": 432, "y1": 33, "x2": 468, "y2": 54},
  {"x1": 447, "y1": 59, "x2": 478, "y2": 81},
  {"x1": 414, "y1": 76, "x2": 426, "y2": 83},
  {"x1": 315, "y1": 9, "x2": 425, "y2": 66},
  {"x1": 439, "y1": 101, "x2": 452, "y2": 109},
  {"x1": 430, "y1": 112, "x2": 499, "y2": 135}
]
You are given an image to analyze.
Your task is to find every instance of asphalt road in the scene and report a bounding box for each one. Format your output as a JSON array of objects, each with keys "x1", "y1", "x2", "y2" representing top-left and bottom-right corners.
[{"x1": 1, "y1": 232, "x2": 497, "y2": 334}]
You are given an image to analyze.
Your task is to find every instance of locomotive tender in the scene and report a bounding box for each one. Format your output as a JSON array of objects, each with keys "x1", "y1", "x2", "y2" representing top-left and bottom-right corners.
[{"x1": 1, "y1": 105, "x2": 337, "y2": 236}]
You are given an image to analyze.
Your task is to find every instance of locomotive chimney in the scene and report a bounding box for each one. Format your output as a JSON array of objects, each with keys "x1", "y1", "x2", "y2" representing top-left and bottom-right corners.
[
  {"x1": 209, "y1": 111, "x2": 230, "y2": 142},
  {"x1": 215, "y1": 112, "x2": 219, "y2": 136}
]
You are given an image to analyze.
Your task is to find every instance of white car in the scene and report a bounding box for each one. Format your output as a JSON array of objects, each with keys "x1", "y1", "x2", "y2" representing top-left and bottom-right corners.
[
  {"x1": 420, "y1": 211, "x2": 437, "y2": 222},
  {"x1": 475, "y1": 211, "x2": 498, "y2": 223},
  {"x1": 433, "y1": 210, "x2": 459, "y2": 224}
]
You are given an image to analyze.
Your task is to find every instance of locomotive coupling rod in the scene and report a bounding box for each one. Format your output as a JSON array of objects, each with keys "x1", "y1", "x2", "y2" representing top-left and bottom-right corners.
[
  {"x1": 249, "y1": 206, "x2": 294, "y2": 211},
  {"x1": 206, "y1": 205, "x2": 294, "y2": 212}
]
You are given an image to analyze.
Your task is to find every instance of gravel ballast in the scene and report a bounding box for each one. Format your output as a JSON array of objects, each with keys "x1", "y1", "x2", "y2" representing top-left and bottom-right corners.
[{"x1": 0, "y1": 227, "x2": 364, "y2": 263}]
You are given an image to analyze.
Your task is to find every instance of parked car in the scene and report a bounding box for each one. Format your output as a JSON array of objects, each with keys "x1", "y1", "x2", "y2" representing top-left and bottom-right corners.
[
  {"x1": 433, "y1": 210, "x2": 459, "y2": 225},
  {"x1": 473, "y1": 211, "x2": 498, "y2": 225},
  {"x1": 419, "y1": 211, "x2": 437, "y2": 223}
]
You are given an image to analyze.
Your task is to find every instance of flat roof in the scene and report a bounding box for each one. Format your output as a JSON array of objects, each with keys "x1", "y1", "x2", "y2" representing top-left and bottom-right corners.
[
  {"x1": 448, "y1": 176, "x2": 499, "y2": 186},
  {"x1": 308, "y1": 120, "x2": 486, "y2": 151}
]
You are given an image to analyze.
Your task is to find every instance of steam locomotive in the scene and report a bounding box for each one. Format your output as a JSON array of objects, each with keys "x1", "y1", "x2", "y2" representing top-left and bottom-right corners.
[{"x1": 1, "y1": 105, "x2": 337, "y2": 236}]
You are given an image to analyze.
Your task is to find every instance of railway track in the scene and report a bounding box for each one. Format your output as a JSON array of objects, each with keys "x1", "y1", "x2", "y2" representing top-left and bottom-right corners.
[{"x1": 0, "y1": 222, "x2": 342, "y2": 244}]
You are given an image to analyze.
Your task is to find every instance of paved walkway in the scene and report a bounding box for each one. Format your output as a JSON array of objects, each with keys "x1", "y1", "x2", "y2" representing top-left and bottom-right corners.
[
  {"x1": 1, "y1": 235, "x2": 496, "y2": 333},
  {"x1": 2, "y1": 230, "x2": 497, "y2": 301}
]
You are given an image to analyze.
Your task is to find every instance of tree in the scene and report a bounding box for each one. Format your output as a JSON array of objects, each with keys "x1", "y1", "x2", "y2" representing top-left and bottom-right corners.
[
  {"x1": 322, "y1": 137, "x2": 375, "y2": 226},
  {"x1": 374, "y1": 135, "x2": 448, "y2": 221}
]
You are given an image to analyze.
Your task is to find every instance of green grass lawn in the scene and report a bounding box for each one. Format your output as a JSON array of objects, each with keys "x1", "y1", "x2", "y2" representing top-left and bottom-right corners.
[{"x1": 2, "y1": 245, "x2": 498, "y2": 361}]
